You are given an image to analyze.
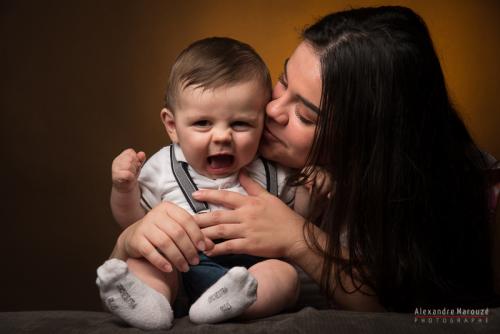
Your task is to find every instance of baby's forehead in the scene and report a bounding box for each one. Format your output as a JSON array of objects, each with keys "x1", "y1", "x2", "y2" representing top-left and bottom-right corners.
[
  {"x1": 174, "y1": 87, "x2": 267, "y2": 120},
  {"x1": 178, "y1": 80, "x2": 268, "y2": 103},
  {"x1": 180, "y1": 77, "x2": 269, "y2": 96}
]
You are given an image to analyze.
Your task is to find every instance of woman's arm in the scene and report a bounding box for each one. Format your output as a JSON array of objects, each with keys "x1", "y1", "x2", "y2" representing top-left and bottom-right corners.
[
  {"x1": 288, "y1": 223, "x2": 383, "y2": 311},
  {"x1": 193, "y1": 171, "x2": 383, "y2": 311}
]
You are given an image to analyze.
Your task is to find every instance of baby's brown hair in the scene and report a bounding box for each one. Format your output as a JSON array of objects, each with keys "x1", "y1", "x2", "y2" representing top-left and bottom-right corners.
[{"x1": 164, "y1": 37, "x2": 271, "y2": 111}]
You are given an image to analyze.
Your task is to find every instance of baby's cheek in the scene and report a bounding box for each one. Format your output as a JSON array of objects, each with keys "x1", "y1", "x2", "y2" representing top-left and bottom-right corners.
[{"x1": 239, "y1": 138, "x2": 260, "y2": 162}]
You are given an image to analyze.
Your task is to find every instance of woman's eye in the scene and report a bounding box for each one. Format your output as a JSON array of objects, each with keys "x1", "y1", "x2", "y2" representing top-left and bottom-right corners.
[
  {"x1": 231, "y1": 121, "x2": 251, "y2": 130},
  {"x1": 295, "y1": 110, "x2": 315, "y2": 125},
  {"x1": 193, "y1": 120, "x2": 211, "y2": 127}
]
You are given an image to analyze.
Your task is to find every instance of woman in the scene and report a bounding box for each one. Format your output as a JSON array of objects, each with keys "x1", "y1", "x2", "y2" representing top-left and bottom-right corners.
[{"x1": 111, "y1": 6, "x2": 499, "y2": 312}]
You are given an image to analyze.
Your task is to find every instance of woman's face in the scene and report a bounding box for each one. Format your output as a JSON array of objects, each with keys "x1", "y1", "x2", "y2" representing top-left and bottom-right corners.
[{"x1": 260, "y1": 42, "x2": 322, "y2": 169}]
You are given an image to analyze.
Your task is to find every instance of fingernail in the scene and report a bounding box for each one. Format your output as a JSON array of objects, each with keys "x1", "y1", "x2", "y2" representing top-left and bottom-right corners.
[
  {"x1": 182, "y1": 264, "x2": 190, "y2": 272},
  {"x1": 163, "y1": 264, "x2": 172, "y2": 272},
  {"x1": 191, "y1": 257, "x2": 199, "y2": 266},
  {"x1": 192, "y1": 190, "x2": 204, "y2": 198},
  {"x1": 197, "y1": 241, "x2": 206, "y2": 251}
]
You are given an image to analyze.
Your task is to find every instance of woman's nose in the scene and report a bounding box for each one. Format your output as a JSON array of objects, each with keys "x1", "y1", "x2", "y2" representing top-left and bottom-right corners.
[{"x1": 266, "y1": 96, "x2": 289, "y2": 125}]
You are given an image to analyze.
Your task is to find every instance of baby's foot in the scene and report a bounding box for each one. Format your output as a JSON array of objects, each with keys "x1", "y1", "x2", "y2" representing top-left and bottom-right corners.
[
  {"x1": 96, "y1": 258, "x2": 173, "y2": 330},
  {"x1": 189, "y1": 267, "x2": 257, "y2": 324}
]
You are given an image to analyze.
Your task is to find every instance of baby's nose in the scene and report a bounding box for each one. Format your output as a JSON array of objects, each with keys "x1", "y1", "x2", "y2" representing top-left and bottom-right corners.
[{"x1": 212, "y1": 127, "x2": 232, "y2": 144}]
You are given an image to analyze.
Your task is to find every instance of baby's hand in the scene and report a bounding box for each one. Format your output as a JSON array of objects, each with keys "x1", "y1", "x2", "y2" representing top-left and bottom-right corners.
[{"x1": 112, "y1": 148, "x2": 146, "y2": 193}]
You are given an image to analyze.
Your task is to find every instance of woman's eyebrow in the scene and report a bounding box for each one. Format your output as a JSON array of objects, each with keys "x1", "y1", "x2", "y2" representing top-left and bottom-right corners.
[
  {"x1": 298, "y1": 96, "x2": 320, "y2": 114},
  {"x1": 282, "y1": 58, "x2": 289, "y2": 81},
  {"x1": 284, "y1": 58, "x2": 320, "y2": 114}
]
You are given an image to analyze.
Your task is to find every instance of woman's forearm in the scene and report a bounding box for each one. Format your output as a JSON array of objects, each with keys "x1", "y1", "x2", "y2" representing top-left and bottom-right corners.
[
  {"x1": 285, "y1": 222, "x2": 325, "y2": 283},
  {"x1": 287, "y1": 223, "x2": 384, "y2": 311}
]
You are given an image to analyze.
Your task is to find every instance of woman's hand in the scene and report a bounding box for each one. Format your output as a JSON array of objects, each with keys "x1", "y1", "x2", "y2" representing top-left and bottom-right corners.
[
  {"x1": 193, "y1": 171, "x2": 307, "y2": 259},
  {"x1": 112, "y1": 201, "x2": 213, "y2": 273}
]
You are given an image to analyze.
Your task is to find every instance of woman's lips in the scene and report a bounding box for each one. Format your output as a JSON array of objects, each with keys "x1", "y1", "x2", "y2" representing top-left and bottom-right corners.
[{"x1": 263, "y1": 127, "x2": 282, "y2": 144}]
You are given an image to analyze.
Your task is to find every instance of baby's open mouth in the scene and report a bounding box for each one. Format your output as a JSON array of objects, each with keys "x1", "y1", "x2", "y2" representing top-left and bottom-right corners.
[{"x1": 207, "y1": 154, "x2": 234, "y2": 169}]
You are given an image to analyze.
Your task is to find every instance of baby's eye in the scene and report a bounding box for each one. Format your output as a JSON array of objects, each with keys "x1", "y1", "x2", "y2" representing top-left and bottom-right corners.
[
  {"x1": 231, "y1": 121, "x2": 251, "y2": 131},
  {"x1": 193, "y1": 120, "x2": 211, "y2": 128}
]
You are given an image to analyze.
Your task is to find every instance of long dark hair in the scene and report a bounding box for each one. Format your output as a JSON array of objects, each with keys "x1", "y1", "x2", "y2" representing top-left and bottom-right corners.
[{"x1": 300, "y1": 6, "x2": 494, "y2": 311}]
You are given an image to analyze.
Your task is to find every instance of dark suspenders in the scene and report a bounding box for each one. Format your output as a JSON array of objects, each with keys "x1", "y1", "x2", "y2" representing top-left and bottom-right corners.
[
  {"x1": 261, "y1": 158, "x2": 278, "y2": 196},
  {"x1": 170, "y1": 146, "x2": 209, "y2": 213},
  {"x1": 170, "y1": 146, "x2": 278, "y2": 214}
]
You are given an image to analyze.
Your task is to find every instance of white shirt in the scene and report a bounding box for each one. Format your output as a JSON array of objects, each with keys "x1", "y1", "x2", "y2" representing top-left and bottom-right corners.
[{"x1": 138, "y1": 144, "x2": 295, "y2": 214}]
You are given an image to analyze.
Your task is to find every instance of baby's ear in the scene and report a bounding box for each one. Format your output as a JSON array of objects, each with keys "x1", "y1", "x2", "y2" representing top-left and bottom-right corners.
[{"x1": 160, "y1": 108, "x2": 178, "y2": 143}]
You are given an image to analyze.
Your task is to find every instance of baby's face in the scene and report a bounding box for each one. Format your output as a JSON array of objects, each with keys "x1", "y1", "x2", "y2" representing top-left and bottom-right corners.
[{"x1": 165, "y1": 80, "x2": 268, "y2": 179}]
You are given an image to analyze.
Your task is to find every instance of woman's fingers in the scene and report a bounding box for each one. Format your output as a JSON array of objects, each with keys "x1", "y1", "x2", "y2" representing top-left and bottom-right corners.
[
  {"x1": 201, "y1": 223, "x2": 242, "y2": 241},
  {"x1": 239, "y1": 170, "x2": 267, "y2": 196},
  {"x1": 163, "y1": 201, "x2": 206, "y2": 251},
  {"x1": 125, "y1": 201, "x2": 208, "y2": 273},
  {"x1": 132, "y1": 235, "x2": 173, "y2": 273},
  {"x1": 204, "y1": 239, "x2": 247, "y2": 257},
  {"x1": 204, "y1": 237, "x2": 215, "y2": 250},
  {"x1": 194, "y1": 209, "x2": 237, "y2": 228},
  {"x1": 145, "y1": 231, "x2": 190, "y2": 272},
  {"x1": 192, "y1": 189, "x2": 247, "y2": 209},
  {"x1": 154, "y1": 202, "x2": 203, "y2": 265}
]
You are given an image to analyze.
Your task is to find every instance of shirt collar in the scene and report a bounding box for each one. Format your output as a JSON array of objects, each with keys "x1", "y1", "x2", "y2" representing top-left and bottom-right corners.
[{"x1": 173, "y1": 143, "x2": 188, "y2": 163}]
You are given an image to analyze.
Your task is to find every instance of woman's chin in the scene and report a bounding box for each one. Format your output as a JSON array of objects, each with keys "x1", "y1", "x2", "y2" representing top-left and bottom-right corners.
[
  {"x1": 260, "y1": 146, "x2": 300, "y2": 168},
  {"x1": 258, "y1": 142, "x2": 275, "y2": 160}
]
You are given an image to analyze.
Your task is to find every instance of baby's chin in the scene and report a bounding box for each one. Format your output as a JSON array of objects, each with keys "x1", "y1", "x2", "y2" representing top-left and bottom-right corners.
[{"x1": 199, "y1": 168, "x2": 239, "y2": 180}]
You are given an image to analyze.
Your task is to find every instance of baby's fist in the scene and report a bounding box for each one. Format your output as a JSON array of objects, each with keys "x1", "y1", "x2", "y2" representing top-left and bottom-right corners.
[{"x1": 111, "y1": 148, "x2": 146, "y2": 193}]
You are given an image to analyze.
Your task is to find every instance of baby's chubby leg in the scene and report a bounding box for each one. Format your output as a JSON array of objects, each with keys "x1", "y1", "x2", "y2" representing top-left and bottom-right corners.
[
  {"x1": 241, "y1": 259, "x2": 300, "y2": 319},
  {"x1": 96, "y1": 258, "x2": 178, "y2": 330}
]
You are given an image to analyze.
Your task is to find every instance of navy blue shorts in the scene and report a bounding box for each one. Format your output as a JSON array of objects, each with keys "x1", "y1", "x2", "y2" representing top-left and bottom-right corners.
[{"x1": 182, "y1": 252, "x2": 263, "y2": 303}]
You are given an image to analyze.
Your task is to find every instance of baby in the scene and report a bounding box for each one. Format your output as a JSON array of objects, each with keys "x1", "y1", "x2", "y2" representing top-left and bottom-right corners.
[{"x1": 96, "y1": 37, "x2": 305, "y2": 330}]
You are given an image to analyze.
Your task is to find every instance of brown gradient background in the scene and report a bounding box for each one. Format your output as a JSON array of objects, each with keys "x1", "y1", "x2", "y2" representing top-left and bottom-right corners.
[{"x1": 1, "y1": 0, "x2": 499, "y2": 311}]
